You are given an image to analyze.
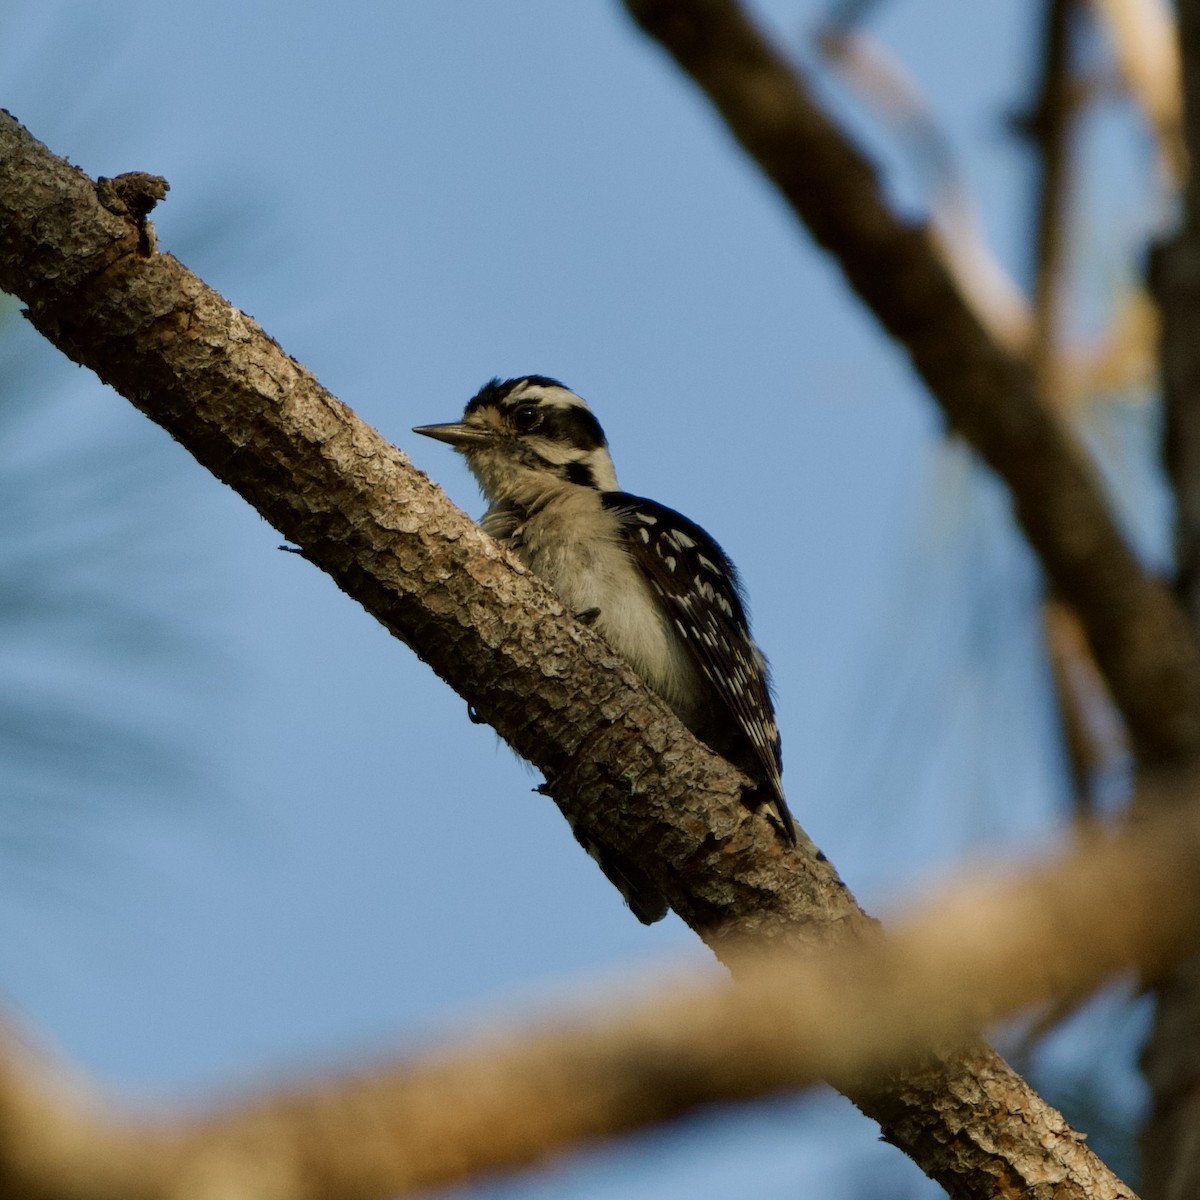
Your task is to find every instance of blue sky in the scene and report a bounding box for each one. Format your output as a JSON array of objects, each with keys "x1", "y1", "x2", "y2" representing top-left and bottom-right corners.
[{"x1": 0, "y1": 3, "x2": 1151, "y2": 1195}]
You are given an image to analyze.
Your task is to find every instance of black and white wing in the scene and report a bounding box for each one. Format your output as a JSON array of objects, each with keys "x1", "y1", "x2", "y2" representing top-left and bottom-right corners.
[{"x1": 601, "y1": 492, "x2": 796, "y2": 844}]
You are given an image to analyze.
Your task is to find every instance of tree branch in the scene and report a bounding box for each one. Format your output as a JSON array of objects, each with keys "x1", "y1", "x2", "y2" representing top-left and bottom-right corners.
[
  {"x1": 621, "y1": 0, "x2": 1200, "y2": 766},
  {"x1": 1087, "y1": 0, "x2": 1186, "y2": 183},
  {"x1": 1141, "y1": 0, "x2": 1200, "y2": 1191},
  {"x1": 814, "y1": 16, "x2": 1035, "y2": 354},
  {"x1": 1025, "y1": 0, "x2": 1076, "y2": 401},
  {"x1": 0, "y1": 110, "x2": 854, "y2": 944},
  {"x1": 0, "y1": 109, "x2": 1133, "y2": 1198}
]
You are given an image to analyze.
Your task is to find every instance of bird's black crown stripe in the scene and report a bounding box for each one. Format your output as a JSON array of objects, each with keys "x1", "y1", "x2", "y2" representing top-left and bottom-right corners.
[{"x1": 466, "y1": 375, "x2": 568, "y2": 415}]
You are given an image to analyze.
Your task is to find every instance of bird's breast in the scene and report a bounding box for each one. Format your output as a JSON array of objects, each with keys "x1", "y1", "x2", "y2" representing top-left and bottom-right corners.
[{"x1": 506, "y1": 493, "x2": 704, "y2": 720}]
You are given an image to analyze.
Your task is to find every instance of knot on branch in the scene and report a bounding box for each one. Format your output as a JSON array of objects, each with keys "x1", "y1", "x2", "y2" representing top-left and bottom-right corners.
[{"x1": 95, "y1": 171, "x2": 170, "y2": 257}]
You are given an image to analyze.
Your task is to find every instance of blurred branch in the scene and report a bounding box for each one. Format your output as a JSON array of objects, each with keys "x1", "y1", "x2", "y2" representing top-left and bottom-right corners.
[
  {"x1": 1024, "y1": 0, "x2": 1077, "y2": 401},
  {"x1": 623, "y1": 0, "x2": 1200, "y2": 766},
  {"x1": 1088, "y1": 0, "x2": 1186, "y2": 184},
  {"x1": 10, "y1": 781, "x2": 1200, "y2": 1199},
  {"x1": 1044, "y1": 598, "x2": 1130, "y2": 814},
  {"x1": 816, "y1": 20, "x2": 1034, "y2": 353},
  {"x1": 1143, "y1": 0, "x2": 1200, "y2": 1193},
  {"x1": 818, "y1": 1, "x2": 1158, "y2": 412},
  {"x1": 1159, "y1": 9, "x2": 1200, "y2": 630},
  {"x1": 0, "y1": 109, "x2": 1137, "y2": 1198},
  {"x1": 1023, "y1": 0, "x2": 1134, "y2": 819},
  {"x1": 1078, "y1": 289, "x2": 1158, "y2": 399}
]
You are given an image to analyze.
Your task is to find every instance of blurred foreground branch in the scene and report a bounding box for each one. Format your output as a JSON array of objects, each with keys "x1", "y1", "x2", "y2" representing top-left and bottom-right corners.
[
  {"x1": 0, "y1": 109, "x2": 1141, "y2": 1197},
  {"x1": 622, "y1": 0, "x2": 1200, "y2": 766},
  {"x1": 6, "y1": 777, "x2": 1199, "y2": 1199}
]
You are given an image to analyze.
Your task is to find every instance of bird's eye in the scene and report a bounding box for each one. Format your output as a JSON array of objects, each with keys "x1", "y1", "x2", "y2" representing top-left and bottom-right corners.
[{"x1": 511, "y1": 404, "x2": 541, "y2": 432}]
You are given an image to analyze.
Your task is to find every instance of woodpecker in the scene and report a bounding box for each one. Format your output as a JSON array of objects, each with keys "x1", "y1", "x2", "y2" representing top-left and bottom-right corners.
[{"x1": 415, "y1": 376, "x2": 795, "y2": 922}]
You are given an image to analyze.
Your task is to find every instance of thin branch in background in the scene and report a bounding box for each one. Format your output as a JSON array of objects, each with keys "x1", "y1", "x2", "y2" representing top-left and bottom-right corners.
[
  {"x1": 1021, "y1": 0, "x2": 1078, "y2": 402},
  {"x1": 1044, "y1": 598, "x2": 1131, "y2": 817},
  {"x1": 817, "y1": 0, "x2": 1136, "y2": 827},
  {"x1": 1084, "y1": 289, "x2": 1159, "y2": 395},
  {"x1": 1088, "y1": 0, "x2": 1186, "y2": 184},
  {"x1": 815, "y1": 7, "x2": 1034, "y2": 353},
  {"x1": 1020, "y1": 0, "x2": 1134, "y2": 822},
  {"x1": 817, "y1": 0, "x2": 1159, "y2": 412}
]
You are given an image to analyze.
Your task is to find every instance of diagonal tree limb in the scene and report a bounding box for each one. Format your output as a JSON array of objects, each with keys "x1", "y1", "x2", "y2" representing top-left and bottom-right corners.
[
  {"x1": 621, "y1": 0, "x2": 1200, "y2": 767},
  {"x1": 0, "y1": 110, "x2": 1135, "y2": 1197},
  {"x1": 0, "y1": 112, "x2": 851, "y2": 945}
]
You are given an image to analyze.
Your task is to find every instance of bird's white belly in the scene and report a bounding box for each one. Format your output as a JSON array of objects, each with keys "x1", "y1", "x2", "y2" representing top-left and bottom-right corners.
[{"x1": 515, "y1": 502, "x2": 703, "y2": 718}]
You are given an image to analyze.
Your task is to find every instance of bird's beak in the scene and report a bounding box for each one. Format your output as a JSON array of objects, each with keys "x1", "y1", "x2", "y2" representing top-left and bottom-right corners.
[{"x1": 412, "y1": 421, "x2": 494, "y2": 449}]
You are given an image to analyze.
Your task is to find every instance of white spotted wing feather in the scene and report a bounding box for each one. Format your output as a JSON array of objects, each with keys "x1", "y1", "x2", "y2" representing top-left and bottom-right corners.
[{"x1": 600, "y1": 494, "x2": 795, "y2": 843}]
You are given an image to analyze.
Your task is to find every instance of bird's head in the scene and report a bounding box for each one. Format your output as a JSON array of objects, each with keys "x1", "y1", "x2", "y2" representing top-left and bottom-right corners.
[{"x1": 414, "y1": 376, "x2": 619, "y2": 502}]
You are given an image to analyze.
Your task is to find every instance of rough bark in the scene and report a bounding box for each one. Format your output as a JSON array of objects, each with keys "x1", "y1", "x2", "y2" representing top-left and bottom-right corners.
[
  {"x1": 621, "y1": 0, "x2": 1200, "y2": 767},
  {"x1": 0, "y1": 110, "x2": 1143, "y2": 1196}
]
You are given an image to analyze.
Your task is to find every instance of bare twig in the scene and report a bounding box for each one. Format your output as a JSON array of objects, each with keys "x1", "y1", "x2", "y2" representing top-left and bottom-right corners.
[
  {"x1": 816, "y1": 22, "x2": 1034, "y2": 354},
  {"x1": 1088, "y1": 0, "x2": 1186, "y2": 183},
  {"x1": 1024, "y1": 0, "x2": 1077, "y2": 401},
  {"x1": 1020, "y1": 0, "x2": 1133, "y2": 818},
  {"x1": 822, "y1": 1, "x2": 1156, "y2": 410},
  {"x1": 1044, "y1": 598, "x2": 1130, "y2": 815}
]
